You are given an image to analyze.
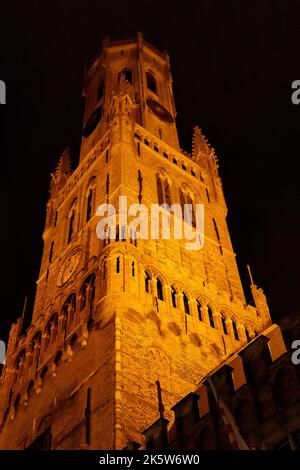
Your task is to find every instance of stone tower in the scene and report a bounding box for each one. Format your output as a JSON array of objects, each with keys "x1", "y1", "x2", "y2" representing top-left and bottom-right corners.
[{"x1": 0, "y1": 34, "x2": 271, "y2": 450}]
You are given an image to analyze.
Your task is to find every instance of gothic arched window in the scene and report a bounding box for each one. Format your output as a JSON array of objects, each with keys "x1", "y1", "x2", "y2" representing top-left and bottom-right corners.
[
  {"x1": 62, "y1": 294, "x2": 76, "y2": 334},
  {"x1": 86, "y1": 189, "x2": 93, "y2": 223},
  {"x1": 68, "y1": 211, "x2": 75, "y2": 243},
  {"x1": 208, "y1": 306, "x2": 214, "y2": 328},
  {"x1": 232, "y1": 319, "x2": 239, "y2": 341},
  {"x1": 45, "y1": 314, "x2": 58, "y2": 349},
  {"x1": 29, "y1": 331, "x2": 42, "y2": 370},
  {"x1": 86, "y1": 177, "x2": 96, "y2": 223},
  {"x1": 146, "y1": 71, "x2": 157, "y2": 94},
  {"x1": 145, "y1": 271, "x2": 151, "y2": 293},
  {"x1": 221, "y1": 313, "x2": 228, "y2": 335},
  {"x1": 183, "y1": 292, "x2": 190, "y2": 315},
  {"x1": 156, "y1": 173, "x2": 171, "y2": 206},
  {"x1": 171, "y1": 286, "x2": 177, "y2": 308},
  {"x1": 179, "y1": 189, "x2": 195, "y2": 227},
  {"x1": 80, "y1": 273, "x2": 96, "y2": 314},
  {"x1": 116, "y1": 256, "x2": 121, "y2": 273},
  {"x1": 156, "y1": 278, "x2": 164, "y2": 301},
  {"x1": 49, "y1": 241, "x2": 54, "y2": 263}
]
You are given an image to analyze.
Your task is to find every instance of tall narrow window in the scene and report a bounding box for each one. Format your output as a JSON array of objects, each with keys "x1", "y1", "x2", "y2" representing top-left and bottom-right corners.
[
  {"x1": 49, "y1": 241, "x2": 54, "y2": 263},
  {"x1": 232, "y1": 320, "x2": 239, "y2": 341},
  {"x1": 145, "y1": 271, "x2": 151, "y2": 293},
  {"x1": 206, "y1": 188, "x2": 210, "y2": 203},
  {"x1": 221, "y1": 313, "x2": 228, "y2": 335},
  {"x1": 106, "y1": 174, "x2": 109, "y2": 197},
  {"x1": 156, "y1": 174, "x2": 164, "y2": 205},
  {"x1": 197, "y1": 300, "x2": 202, "y2": 321},
  {"x1": 156, "y1": 174, "x2": 172, "y2": 206},
  {"x1": 164, "y1": 181, "x2": 171, "y2": 206},
  {"x1": 171, "y1": 286, "x2": 177, "y2": 308},
  {"x1": 179, "y1": 190, "x2": 195, "y2": 226},
  {"x1": 179, "y1": 189, "x2": 185, "y2": 212},
  {"x1": 213, "y1": 218, "x2": 223, "y2": 254},
  {"x1": 146, "y1": 71, "x2": 157, "y2": 93},
  {"x1": 208, "y1": 306, "x2": 214, "y2": 328},
  {"x1": 116, "y1": 257, "x2": 120, "y2": 273},
  {"x1": 183, "y1": 292, "x2": 190, "y2": 315},
  {"x1": 68, "y1": 212, "x2": 75, "y2": 244},
  {"x1": 186, "y1": 194, "x2": 196, "y2": 227},
  {"x1": 86, "y1": 189, "x2": 93, "y2": 222},
  {"x1": 156, "y1": 278, "x2": 164, "y2": 301},
  {"x1": 131, "y1": 261, "x2": 135, "y2": 277}
]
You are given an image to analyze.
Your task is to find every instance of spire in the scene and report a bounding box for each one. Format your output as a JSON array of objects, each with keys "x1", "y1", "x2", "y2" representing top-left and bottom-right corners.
[
  {"x1": 192, "y1": 126, "x2": 209, "y2": 157},
  {"x1": 50, "y1": 147, "x2": 72, "y2": 197},
  {"x1": 192, "y1": 126, "x2": 219, "y2": 174},
  {"x1": 247, "y1": 265, "x2": 271, "y2": 328}
]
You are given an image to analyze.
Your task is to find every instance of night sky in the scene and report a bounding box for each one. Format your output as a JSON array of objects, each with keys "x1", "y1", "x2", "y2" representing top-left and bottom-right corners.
[{"x1": 0, "y1": 0, "x2": 300, "y2": 341}]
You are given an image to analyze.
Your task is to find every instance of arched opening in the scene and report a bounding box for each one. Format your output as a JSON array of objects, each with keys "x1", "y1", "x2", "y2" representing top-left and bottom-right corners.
[
  {"x1": 196, "y1": 300, "x2": 202, "y2": 321},
  {"x1": 40, "y1": 366, "x2": 48, "y2": 384},
  {"x1": 221, "y1": 313, "x2": 228, "y2": 335},
  {"x1": 116, "y1": 256, "x2": 121, "y2": 273},
  {"x1": 80, "y1": 273, "x2": 96, "y2": 314},
  {"x1": 146, "y1": 71, "x2": 157, "y2": 93},
  {"x1": 145, "y1": 271, "x2": 151, "y2": 293},
  {"x1": 62, "y1": 294, "x2": 76, "y2": 335},
  {"x1": 156, "y1": 174, "x2": 171, "y2": 206},
  {"x1": 45, "y1": 314, "x2": 58, "y2": 349},
  {"x1": 156, "y1": 278, "x2": 164, "y2": 301},
  {"x1": 171, "y1": 286, "x2": 177, "y2": 308},
  {"x1": 70, "y1": 334, "x2": 78, "y2": 348},
  {"x1": 67, "y1": 211, "x2": 75, "y2": 243},
  {"x1": 29, "y1": 331, "x2": 42, "y2": 370},
  {"x1": 208, "y1": 306, "x2": 214, "y2": 328},
  {"x1": 183, "y1": 292, "x2": 190, "y2": 315},
  {"x1": 54, "y1": 351, "x2": 62, "y2": 367},
  {"x1": 86, "y1": 189, "x2": 93, "y2": 222},
  {"x1": 232, "y1": 319, "x2": 239, "y2": 341}
]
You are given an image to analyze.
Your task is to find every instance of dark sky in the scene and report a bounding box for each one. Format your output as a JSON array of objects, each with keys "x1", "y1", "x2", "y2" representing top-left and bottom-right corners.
[{"x1": 0, "y1": 0, "x2": 300, "y2": 341}]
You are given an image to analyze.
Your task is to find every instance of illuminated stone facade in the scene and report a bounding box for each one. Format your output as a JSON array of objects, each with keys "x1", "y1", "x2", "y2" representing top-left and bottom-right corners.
[{"x1": 0, "y1": 34, "x2": 272, "y2": 449}]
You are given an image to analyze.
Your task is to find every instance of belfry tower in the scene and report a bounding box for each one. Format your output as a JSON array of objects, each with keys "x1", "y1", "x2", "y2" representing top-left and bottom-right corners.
[{"x1": 0, "y1": 34, "x2": 271, "y2": 449}]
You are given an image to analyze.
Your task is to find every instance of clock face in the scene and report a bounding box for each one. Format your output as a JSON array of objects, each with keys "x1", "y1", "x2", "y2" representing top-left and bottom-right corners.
[
  {"x1": 82, "y1": 106, "x2": 102, "y2": 137},
  {"x1": 146, "y1": 98, "x2": 174, "y2": 123},
  {"x1": 57, "y1": 248, "x2": 81, "y2": 286}
]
